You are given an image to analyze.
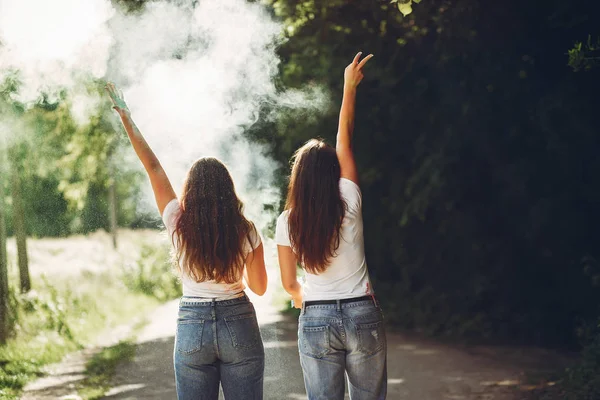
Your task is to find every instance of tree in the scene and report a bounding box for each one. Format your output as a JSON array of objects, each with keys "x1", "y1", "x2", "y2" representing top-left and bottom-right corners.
[
  {"x1": 0, "y1": 148, "x2": 10, "y2": 344},
  {"x1": 9, "y1": 145, "x2": 31, "y2": 293},
  {"x1": 1, "y1": 76, "x2": 31, "y2": 294},
  {"x1": 260, "y1": 0, "x2": 600, "y2": 345}
]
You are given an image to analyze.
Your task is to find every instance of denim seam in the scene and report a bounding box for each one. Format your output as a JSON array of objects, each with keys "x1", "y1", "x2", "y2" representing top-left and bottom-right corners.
[
  {"x1": 224, "y1": 313, "x2": 255, "y2": 322},
  {"x1": 179, "y1": 299, "x2": 248, "y2": 307},
  {"x1": 303, "y1": 301, "x2": 375, "y2": 310},
  {"x1": 212, "y1": 303, "x2": 220, "y2": 359},
  {"x1": 299, "y1": 317, "x2": 339, "y2": 322},
  {"x1": 177, "y1": 320, "x2": 204, "y2": 325}
]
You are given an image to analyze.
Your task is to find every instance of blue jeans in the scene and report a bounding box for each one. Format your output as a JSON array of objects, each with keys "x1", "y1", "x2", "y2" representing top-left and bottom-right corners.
[
  {"x1": 173, "y1": 294, "x2": 265, "y2": 400},
  {"x1": 298, "y1": 298, "x2": 387, "y2": 400}
]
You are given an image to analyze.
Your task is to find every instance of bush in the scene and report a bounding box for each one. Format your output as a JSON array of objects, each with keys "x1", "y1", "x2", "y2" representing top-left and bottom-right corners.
[
  {"x1": 556, "y1": 320, "x2": 600, "y2": 400},
  {"x1": 120, "y1": 242, "x2": 182, "y2": 302},
  {"x1": 9, "y1": 276, "x2": 76, "y2": 343},
  {"x1": 0, "y1": 271, "x2": 160, "y2": 399}
]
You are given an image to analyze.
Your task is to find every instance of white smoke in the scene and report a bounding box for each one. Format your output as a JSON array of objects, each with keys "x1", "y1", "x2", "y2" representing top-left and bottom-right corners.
[
  {"x1": 0, "y1": 0, "x2": 114, "y2": 99},
  {"x1": 0, "y1": 0, "x2": 328, "y2": 232}
]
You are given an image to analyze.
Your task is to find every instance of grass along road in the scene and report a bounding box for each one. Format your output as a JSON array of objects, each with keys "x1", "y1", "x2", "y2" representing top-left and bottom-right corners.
[{"x1": 1, "y1": 230, "x2": 167, "y2": 400}]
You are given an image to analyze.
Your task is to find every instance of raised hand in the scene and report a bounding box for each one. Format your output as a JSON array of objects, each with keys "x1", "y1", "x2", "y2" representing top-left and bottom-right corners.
[
  {"x1": 344, "y1": 52, "x2": 374, "y2": 89},
  {"x1": 105, "y1": 82, "x2": 130, "y2": 114}
]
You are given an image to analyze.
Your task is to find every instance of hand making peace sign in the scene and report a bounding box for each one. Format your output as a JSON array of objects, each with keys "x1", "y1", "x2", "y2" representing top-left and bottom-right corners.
[{"x1": 344, "y1": 52, "x2": 374, "y2": 89}]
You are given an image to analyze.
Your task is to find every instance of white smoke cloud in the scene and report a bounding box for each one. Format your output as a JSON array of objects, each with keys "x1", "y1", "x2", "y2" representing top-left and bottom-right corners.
[
  {"x1": 0, "y1": 0, "x2": 329, "y2": 232},
  {"x1": 0, "y1": 0, "x2": 114, "y2": 100}
]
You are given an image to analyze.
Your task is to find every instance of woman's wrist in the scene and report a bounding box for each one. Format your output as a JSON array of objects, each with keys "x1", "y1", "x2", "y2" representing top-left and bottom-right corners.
[
  {"x1": 117, "y1": 109, "x2": 131, "y2": 118},
  {"x1": 289, "y1": 280, "x2": 302, "y2": 297},
  {"x1": 343, "y1": 84, "x2": 358, "y2": 94}
]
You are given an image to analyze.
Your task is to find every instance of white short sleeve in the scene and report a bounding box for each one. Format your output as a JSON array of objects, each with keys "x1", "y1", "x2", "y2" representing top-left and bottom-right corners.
[
  {"x1": 275, "y1": 211, "x2": 291, "y2": 247},
  {"x1": 162, "y1": 199, "x2": 181, "y2": 238},
  {"x1": 244, "y1": 226, "x2": 263, "y2": 254},
  {"x1": 339, "y1": 178, "x2": 362, "y2": 213}
]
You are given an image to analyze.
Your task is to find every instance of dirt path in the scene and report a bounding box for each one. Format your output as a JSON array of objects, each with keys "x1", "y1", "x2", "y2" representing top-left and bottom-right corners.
[
  {"x1": 100, "y1": 289, "x2": 571, "y2": 400},
  {"x1": 16, "y1": 233, "x2": 572, "y2": 399}
]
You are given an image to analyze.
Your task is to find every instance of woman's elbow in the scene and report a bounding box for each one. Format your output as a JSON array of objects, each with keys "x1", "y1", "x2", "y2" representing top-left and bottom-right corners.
[
  {"x1": 254, "y1": 286, "x2": 267, "y2": 296},
  {"x1": 250, "y1": 278, "x2": 268, "y2": 296},
  {"x1": 283, "y1": 281, "x2": 297, "y2": 295},
  {"x1": 251, "y1": 284, "x2": 267, "y2": 296}
]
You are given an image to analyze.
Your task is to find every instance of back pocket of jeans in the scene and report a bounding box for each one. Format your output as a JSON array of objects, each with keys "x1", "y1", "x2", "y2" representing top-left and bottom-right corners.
[
  {"x1": 299, "y1": 325, "x2": 330, "y2": 359},
  {"x1": 356, "y1": 321, "x2": 385, "y2": 356},
  {"x1": 224, "y1": 313, "x2": 261, "y2": 349},
  {"x1": 176, "y1": 320, "x2": 204, "y2": 355}
]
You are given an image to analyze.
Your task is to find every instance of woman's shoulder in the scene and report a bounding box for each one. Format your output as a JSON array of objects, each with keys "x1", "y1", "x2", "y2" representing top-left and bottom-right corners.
[
  {"x1": 277, "y1": 209, "x2": 291, "y2": 221},
  {"x1": 339, "y1": 178, "x2": 362, "y2": 211},
  {"x1": 339, "y1": 177, "x2": 360, "y2": 192},
  {"x1": 163, "y1": 198, "x2": 181, "y2": 216},
  {"x1": 245, "y1": 221, "x2": 262, "y2": 253},
  {"x1": 275, "y1": 210, "x2": 292, "y2": 246},
  {"x1": 162, "y1": 198, "x2": 181, "y2": 232}
]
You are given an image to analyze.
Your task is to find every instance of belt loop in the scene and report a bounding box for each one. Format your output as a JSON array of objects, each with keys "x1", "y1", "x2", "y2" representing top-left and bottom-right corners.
[
  {"x1": 336, "y1": 299, "x2": 341, "y2": 312},
  {"x1": 301, "y1": 300, "x2": 306, "y2": 315}
]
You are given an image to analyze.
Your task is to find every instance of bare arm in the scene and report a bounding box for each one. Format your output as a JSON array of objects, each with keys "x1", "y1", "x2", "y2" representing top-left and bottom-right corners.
[
  {"x1": 277, "y1": 245, "x2": 302, "y2": 308},
  {"x1": 336, "y1": 52, "x2": 373, "y2": 185},
  {"x1": 244, "y1": 242, "x2": 268, "y2": 296},
  {"x1": 106, "y1": 83, "x2": 176, "y2": 216}
]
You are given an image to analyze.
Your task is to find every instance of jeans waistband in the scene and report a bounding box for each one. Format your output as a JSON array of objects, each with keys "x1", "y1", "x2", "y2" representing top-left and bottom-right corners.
[
  {"x1": 302, "y1": 295, "x2": 379, "y2": 314},
  {"x1": 303, "y1": 295, "x2": 374, "y2": 307},
  {"x1": 179, "y1": 292, "x2": 249, "y2": 307}
]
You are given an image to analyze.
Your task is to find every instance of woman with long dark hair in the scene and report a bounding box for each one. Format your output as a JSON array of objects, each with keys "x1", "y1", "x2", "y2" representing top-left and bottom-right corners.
[
  {"x1": 276, "y1": 52, "x2": 386, "y2": 400},
  {"x1": 105, "y1": 83, "x2": 267, "y2": 400}
]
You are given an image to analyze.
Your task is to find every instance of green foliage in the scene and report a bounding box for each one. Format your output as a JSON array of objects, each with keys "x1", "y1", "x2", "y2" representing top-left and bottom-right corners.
[
  {"x1": 0, "y1": 267, "x2": 160, "y2": 399},
  {"x1": 78, "y1": 341, "x2": 136, "y2": 400},
  {"x1": 12, "y1": 277, "x2": 75, "y2": 341},
  {"x1": 0, "y1": 75, "x2": 150, "y2": 238},
  {"x1": 390, "y1": 0, "x2": 423, "y2": 16},
  {"x1": 120, "y1": 242, "x2": 182, "y2": 302},
  {"x1": 259, "y1": 0, "x2": 600, "y2": 347},
  {"x1": 559, "y1": 322, "x2": 600, "y2": 399},
  {"x1": 568, "y1": 36, "x2": 600, "y2": 71},
  {"x1": 538, "y1": 259, "x2": 600, "y2": 398}
]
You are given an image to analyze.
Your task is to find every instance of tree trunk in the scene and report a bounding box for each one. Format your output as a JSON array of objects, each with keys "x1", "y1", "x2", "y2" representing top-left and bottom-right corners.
[
  {"x1": 0, "y1": 156, "x2": 10, "y2": 344},
  {"x1": 11, "y1": 164, "x2": 30, "y2": 293},
  {"x1": 108, "y1": 178, "x2": 118, "y2": 249}
]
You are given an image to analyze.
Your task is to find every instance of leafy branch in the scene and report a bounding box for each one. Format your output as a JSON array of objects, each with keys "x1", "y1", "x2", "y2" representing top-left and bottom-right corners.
[
  {"x1": 568, "y1": 35, "x2": 600, "y2": 71},
  {"x1": 390, "y1": 0, "x2": 422, "y2": 17}
]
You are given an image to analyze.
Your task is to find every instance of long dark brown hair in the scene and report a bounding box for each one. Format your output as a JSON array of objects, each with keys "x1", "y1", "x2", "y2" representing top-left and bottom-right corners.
[
  {"x1": 285, "y1": 139, "x2": 346, "y2": 274},
  {"x1": 172, "y1": 157, "x2": 256, "y2": 283}
]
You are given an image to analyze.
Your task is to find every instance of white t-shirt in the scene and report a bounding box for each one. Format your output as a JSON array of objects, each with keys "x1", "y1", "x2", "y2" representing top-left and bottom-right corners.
[
  {"x1": 162, "y1": 198, "x2": 262, "y2": 299},
  {"x1": 275, "y1": 178, "x2": 373, "y2": 301}
]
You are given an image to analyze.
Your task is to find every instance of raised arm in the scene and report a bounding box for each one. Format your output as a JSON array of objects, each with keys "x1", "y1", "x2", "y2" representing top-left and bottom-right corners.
[
  {"x1": 105, "y1": 83, "x2": 176, "y2": 216},
  {"x1": 336, "y1": 52, "x2": 373, "y2": 185}
]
